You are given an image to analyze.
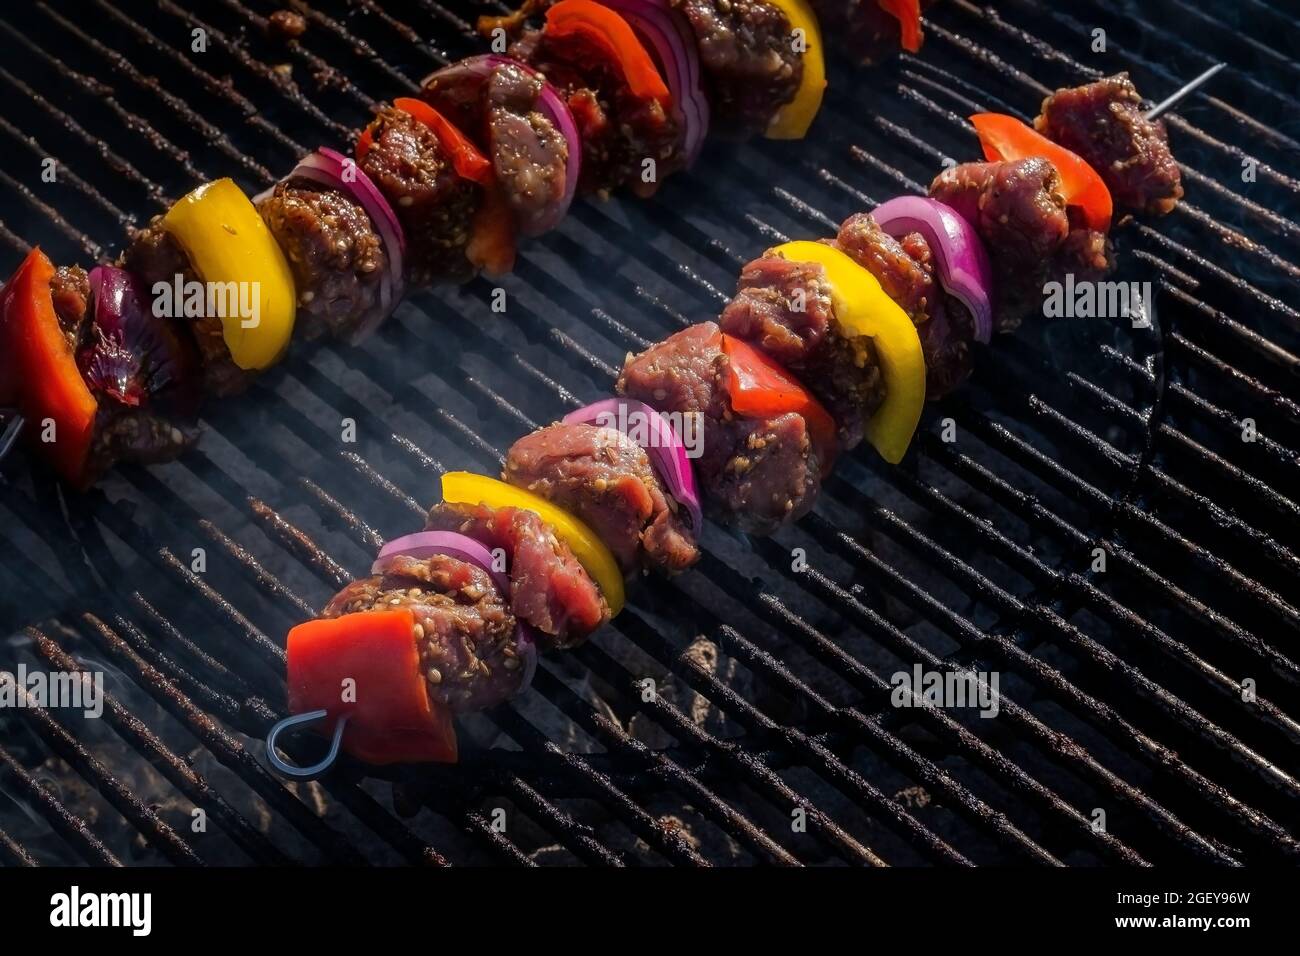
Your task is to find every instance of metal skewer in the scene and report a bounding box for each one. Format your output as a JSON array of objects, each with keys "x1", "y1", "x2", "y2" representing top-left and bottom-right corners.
[{"x1": 1144, "y1": 62, "x2": 1227, "y2": 121}]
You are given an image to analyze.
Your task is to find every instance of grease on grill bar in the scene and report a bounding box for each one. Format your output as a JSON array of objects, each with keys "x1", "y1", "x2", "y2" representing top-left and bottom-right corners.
[{"x1": 0, "y1": 0, "x2": 1297, "y2": 867}]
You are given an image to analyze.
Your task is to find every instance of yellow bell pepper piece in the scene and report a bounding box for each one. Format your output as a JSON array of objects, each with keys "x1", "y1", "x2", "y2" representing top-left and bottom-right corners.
[
  {"x1": 440, "y1": 471, "x2": 626, "y2": 616},
  {"x1": 161, "y1": 178, "x2": 296, "y2": 371},
  {"x1": 770, "y1": 241, "x2": 925, "y2": 464},
  {"x1": 765, "y1": 0, "x2": 826, "y2": 140}
]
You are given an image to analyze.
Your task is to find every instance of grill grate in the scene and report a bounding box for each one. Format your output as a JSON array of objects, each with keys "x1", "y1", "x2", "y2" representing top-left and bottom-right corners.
[{"x1": 0, "y1": 0, "x2": 1297, "y2": 866}]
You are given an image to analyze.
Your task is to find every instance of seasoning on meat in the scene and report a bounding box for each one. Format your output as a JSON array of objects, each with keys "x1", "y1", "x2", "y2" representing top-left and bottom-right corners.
[
  {"x1": 1035, "y1": 73, "x2": 1183, "y2": 217},
  {"x1": 357, "y1": 105, "x2": 480, "y2": 286},
  {"x1": 672, "y1": 0, "x2": 802, "y2": 136},
  {"x1": 422, "y1": 59, "x2": 570, "y2": 235},
  {"x1": 618, "y1": 321, "x2": 823, "y2": 534},
  {"x1": 257, "y1": 179, "x2": 390, "y2": 341},
  {"x1": 322, "y1": 553, "x2": 526, "y2": 713},
  {"x1": 719, "y1": 254, "x2": 884, "y2": 446},
  {"x1": 424, "y1": 501, "x2": 611, "y2": 648},
  {"x1": 505, "y1": 422, "x2": 701, "y2": 576},
  {"x1": 928, "y1": 158, "x2": 1070, "y2": 331},
  {"x1": 119, "y1": 219, "x2": 255, "y2": 397},
  {"x1": 511, "y1": 28, "x2": 679, "y2": 197}
]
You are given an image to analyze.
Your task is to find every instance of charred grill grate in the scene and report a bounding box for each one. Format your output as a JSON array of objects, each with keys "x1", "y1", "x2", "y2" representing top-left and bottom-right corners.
[{"x1": 0, "y1": 0, "x2": 1297, "y2": 866}]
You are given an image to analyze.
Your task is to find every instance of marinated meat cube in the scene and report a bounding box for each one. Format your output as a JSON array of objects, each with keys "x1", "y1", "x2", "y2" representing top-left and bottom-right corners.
[
  {"x1": 424, "y1": 501, "x2": 611, "y2": 648},
  {"x1": 710, "y1": 411, "x2": 821, "y2": 530},
  {"x1": 1035, "y1": 73, "x2": 1183, "y2": 217},
  {"x1": 120, "y1": 219, "x2": 254, "y2": 397},
  {"x1": 511, "y1": 28, "x2": 680, "y2": 197},
  {"x1": 832, "y1": 213, "x2": 937, "y2": 323},
  {"x1": 358, "y1": 105, "x2": 479, "y2": 286},
  {"x1": 422, "y1": 59, "x2": 570, "y2": 235},
  {"x1": 1054, "y1": 227, "x2": 1114, "y2": 283},
  {"x1": 84, "y1": 407, "x2": 195, "y2": 481},
  {"x1": 913, "y1": 294, "x2": 974, "y2": 400},
  {"x1": 672, "y1": 0, "x2": 802, "y2": 137},
  {"x1": 617, "y1": 321, "x2": 823, "y2": 534},
  {"x1": 505, "y1": 422, "x2": 700, "y2": 576},
  {"x1": 889, "y1": 229, "x2": 974, "y2": 399},
  {"x1": 929, "y1": 158, "x2": 1070, "y2": 331},
  {"x1": 50, "y1": 264, "x2": 91, "y2": 346},
  {"x1": 809, "y1": 0, "x2": 934, "y2": 65},
  {"x1": 719, "y1": 254, "x2": 884, "y2": 446},
  {"x1": 256, "y1": 179, "x2": 391, "y2": 342},
  {"x1": 323, "y1": 553, "x2": 526, "y2": 713}
]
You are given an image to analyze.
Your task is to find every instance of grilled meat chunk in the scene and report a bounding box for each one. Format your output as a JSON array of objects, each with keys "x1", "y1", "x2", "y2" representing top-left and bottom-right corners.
[
  {"x1": 422, "y1": 59, "x2": 570, "y2": 236},
  {"x1": 511, "y1": 28, "x2": 680, "y2": 197},
  {"x1": 929, "y1": 159, "x2": 1117, "y2": 334},
  {"x1": 257, "y1": 180, "x2": 391, "y2": 342},
  {"x1": 505, "y1": 422, "x2": 700, "y2": 576},
  {"x1": 808, "y1": 0, "x2": 933, "y2": 64},
  {"x1": 120, "y1": 219, "x2": 255, "y2": 397},
  {"x1": 672, "y1": 0, "x2": 802, "y2": 136},
  {"x1": 49, "y1": 265, "x2": 196, "y2": 482},
  {"x1": 1035, "y1": 73, "x2": 1183, "y2": 217},
  {"x1": 1054, "y1": 226, "x2": 1114, "y2": 283},
  {"x1": 914, "y1": 297, "x2": 974, "y2": 399},
  {"x1": 425, "y1": 501, "x2": 610, "y2": 648},
  {"x1": 323, "y1": 553, "x2": 526, "y2": 713},
  {"x1": 832, "y1": 214, "x2": 975, "y2": 399},
  {"x1": 832, "y1": 212, "x2": 937, "y2": 322},
  {"x1": 719, "y1": 254, "x2": 884, "y2": 446},
  {"x1": 929, "y1": 158, "x2": 1070, "y2": 331},
  {"x1": 358, "y1": 105, "x2": 479, "y2": 285},
  {"x1": 50, "y1": 264, "x2": 91, "y2": 344},
  {"x1": 618, "y1": 321, "x2": 823, "y2": 534}
]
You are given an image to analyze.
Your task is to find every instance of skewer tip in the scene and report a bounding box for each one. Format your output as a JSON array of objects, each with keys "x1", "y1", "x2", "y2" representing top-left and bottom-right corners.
[{"x1": 1144, "y1": 62, "x2": 1227, "y2": 121}]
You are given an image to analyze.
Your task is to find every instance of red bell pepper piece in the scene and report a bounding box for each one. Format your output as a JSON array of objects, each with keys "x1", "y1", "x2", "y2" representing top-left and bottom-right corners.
[
  {"x1": 357, "y1": 98, "x2": 493, "y2": 185},
  {"x1": 721, "y1": 333, "x2": 838, "y2": 475},
  {"x1": 970, "y1": 112, "x2": 1114, "y2": 232},
  {"x1": 545, "y1": 0, "x2": 671, "y2": 106},
  {"x1": 286, "y1": 608, "x2": 458, "y2": 765},
  {"x1": 0, "y1": 248, "x2": 98, "y2": 486},
  {"x1": 878, "y1": 0, "x2": 923, "y2": 54}
]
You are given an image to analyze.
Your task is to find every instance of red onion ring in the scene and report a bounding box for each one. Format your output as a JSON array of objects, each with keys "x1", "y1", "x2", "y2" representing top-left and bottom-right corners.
[
  {"x1": 421, "y1": 55, "x2": 580, "y2": 237},
  {"x1": 871, "y1": 196, "x2": 995, "y2": 344},
  {"x1": 562, "y1": 397, "x2": 703, "y2": 533},
  {"x1": 598, "y1": 0, "x2": 709, "y2": 168},
  {"x1": 285, "y1": 148, "x2": 406, "y2": 343},
  {"x1": 373, "y1": 530, "x2": 538, "y2": 694},
  {"x1": 83, "y1": 265, "x2": 200, "y2": 414}
]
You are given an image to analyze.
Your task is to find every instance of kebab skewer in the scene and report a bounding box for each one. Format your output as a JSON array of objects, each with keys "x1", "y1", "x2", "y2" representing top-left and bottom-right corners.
[
  {"x1": 265, "y1": 70, "x2": 1208, "y2": 775},
  {"x1": 0, "y1": 0, "x2": 929, "y2": 488}
]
